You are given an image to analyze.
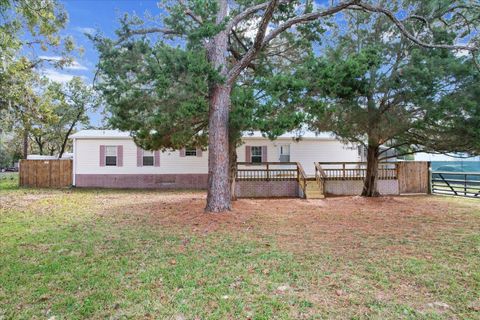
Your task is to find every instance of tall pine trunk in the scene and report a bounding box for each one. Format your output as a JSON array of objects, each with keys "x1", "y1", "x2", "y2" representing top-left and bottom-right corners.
[
  {"x1": 361, "y1": 144, "x2": 380, "y2": 197},
  {"x1": 205, "y1": 84, "x2": 232, "y2": 212},
  {"x1": 204, "y1": 0, "x2": 231, "y2": 212},
  {"x1": 229, "y1": 136, "x2": 238, "y2": 201}
]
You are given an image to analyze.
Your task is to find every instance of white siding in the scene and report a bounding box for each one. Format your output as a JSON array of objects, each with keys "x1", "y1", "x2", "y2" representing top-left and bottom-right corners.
[
  {"x1": 75, "y1": 139, "x2": 208, "y2": 174},
  {"x1": 74, "y1": 137, "x2": 360, "y2": 176},
  {"x1": 238, "y1": 138, "x2": 360, "y2": 175}
]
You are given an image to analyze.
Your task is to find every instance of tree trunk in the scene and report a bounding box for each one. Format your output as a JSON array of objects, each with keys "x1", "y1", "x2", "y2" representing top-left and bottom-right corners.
[
  {"x1": 34, "y1": 136, "x2": 44, "y2": 155},
  {"x1": 229, "y1": 136, "x2": 238, "y2": 201},
  {"x1": 59, "y1": 111, "x2": 83, "y2": 158},
  {"x1": 23, "y1": 130, "x2": 29, "y2": 159},
  {"x1": 205, "y1": 84, "x2": 232, "y2": 212},
  {"x1": 205, "y1": 0, "x2": 231, "y2": 213},
  {"x1": 361, "y1": 144, "x2": 380, "y2": 197}
]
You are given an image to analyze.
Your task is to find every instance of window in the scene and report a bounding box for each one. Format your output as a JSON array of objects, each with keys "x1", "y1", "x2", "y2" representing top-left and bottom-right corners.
[
  {"x1": 251, "y1": 146, "x2": 262, "y2": 163},
  {"x1": 185, "y1": 148, "x2": 197, "y2": 156},
  {"x1": 143, "y1": 150, "x2": 154, "y2": 166},
  {"x1": 105, "y1": 146, "x2": 117, "y2": 166},
  {"x1": 279, "y1": 144, "x2": 290, "y2": 162}
]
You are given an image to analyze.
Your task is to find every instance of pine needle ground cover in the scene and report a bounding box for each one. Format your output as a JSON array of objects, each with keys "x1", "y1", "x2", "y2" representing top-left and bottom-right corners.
[{"x1": 0, "y1": 186, "x2": 479, "y2": 319}]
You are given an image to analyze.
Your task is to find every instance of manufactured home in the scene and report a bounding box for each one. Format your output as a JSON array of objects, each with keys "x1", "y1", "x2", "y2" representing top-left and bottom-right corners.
[{"x1": 70, "y1": 130, "x2": 361, "y2": 189}]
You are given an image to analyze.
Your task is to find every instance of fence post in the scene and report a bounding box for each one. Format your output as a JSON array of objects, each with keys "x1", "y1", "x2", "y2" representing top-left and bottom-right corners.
[
  {"x1": 342, "y1": 163, "x2": 346, "y2": 180},
  {"x1": 427, "y1": 161, "x2": 432, "y2": 195},
  {"x1": 266, "y1": 163, "x2": 270, "y2": 181}
]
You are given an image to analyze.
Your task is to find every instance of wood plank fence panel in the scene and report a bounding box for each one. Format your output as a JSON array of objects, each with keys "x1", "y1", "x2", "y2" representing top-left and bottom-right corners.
[
  {"x1": 19, "y1": 160, "x2": 72, "y2": 188},
  {"x1": 397, "y1": 161, "x2": 430, "y2": 194}
]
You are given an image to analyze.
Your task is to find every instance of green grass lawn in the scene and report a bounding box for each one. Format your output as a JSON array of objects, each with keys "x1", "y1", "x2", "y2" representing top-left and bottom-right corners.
[
  {"x1": 1, "y1": 182, "x2": 479, "y2": 319},
  {"x1": 0, "y1": 172, "x2": 18, "y2": 190}
]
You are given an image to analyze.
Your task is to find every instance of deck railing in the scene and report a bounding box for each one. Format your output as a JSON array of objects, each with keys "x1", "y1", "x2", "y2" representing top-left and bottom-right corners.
[
  {"x1": 316, "y1": 162, "x2": 398, "y2": 180},
  {"x1": 236, "y1": 162, "x2": 299, "y2": 181},
  {"x1": 314, "y1": 162, "x2": 326, "y2": 192},
  {"x1": 431, "y1": 171, "x2": 480, "y2": 198},
  {"x1": 235, "y1": 162, "x2": 308, "y2": 198},
  {"x1": 296, "y1": 162, "x2": 308, "y2": 197}
]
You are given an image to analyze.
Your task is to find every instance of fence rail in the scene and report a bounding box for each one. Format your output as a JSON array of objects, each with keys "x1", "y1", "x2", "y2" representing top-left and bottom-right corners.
[
  {"x1": 431, "y1": 171, "x2": 480, "y2": 198},
  {"x1": 317, "y1": 162, "x2": 398, "y2": 180}
]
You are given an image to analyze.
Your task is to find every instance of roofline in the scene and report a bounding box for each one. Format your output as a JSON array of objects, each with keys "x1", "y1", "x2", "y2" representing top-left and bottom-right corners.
[
  {"x1": 70, "y1": 135, "x2": 338, "y2": 141},
  {"x1": 70, "y1": 136, "x2": 132, "y2": 140},
  {"x1": 243, "y1": 136, "x2": 337, "y2": 141}
]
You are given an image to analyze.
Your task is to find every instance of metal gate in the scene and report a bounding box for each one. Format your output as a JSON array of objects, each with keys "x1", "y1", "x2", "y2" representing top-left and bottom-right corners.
[{"x1": 431, "y1": 171, "x2": 480, "y2": 198}]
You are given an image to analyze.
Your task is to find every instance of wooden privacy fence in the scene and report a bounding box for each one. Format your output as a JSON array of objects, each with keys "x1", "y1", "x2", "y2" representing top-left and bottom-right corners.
[
  {"x1": 397, "y1": 161, "x2": 430, "y2": 194},
  {"x1": 19, "y1": 159, "x2": 72, "y2": 188}
]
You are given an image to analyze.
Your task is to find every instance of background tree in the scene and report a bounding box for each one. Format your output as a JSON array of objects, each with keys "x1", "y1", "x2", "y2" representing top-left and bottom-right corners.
[
  {"x1": 0, "y1": 0, "x2": 81, "y2": 161},
  {"x1": 302, "y1": 7, "x2": 479, "y2": 196},
  {"x1": 46, "y1": 77, "x2": 100, "y2": 157},
  {"x1": 94, "y1": 0, "x2": 479, "y2": 211},
  {"x1": 0, "y1": 0, "x2": 75, "y2": 111}
]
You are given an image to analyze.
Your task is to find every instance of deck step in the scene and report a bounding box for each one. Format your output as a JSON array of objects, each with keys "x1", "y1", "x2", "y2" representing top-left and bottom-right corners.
[{"x1": 304, "y1": 181, "x2": 325, "y2": 199}]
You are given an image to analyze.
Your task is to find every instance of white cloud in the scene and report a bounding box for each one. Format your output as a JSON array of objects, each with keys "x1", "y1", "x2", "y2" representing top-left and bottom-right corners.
[
  {"x1": 75, "y1": 27, "x2": 96, "y2": 35},
  {"x1": 67, "y1": 60, "x2": 88, "y2": 71},
  {"x1": 43, "y1": 69, "x2": 86, "y2": 84},
  {"x1": 454, "y1": 49, "x2": 469, "y2": 58}
]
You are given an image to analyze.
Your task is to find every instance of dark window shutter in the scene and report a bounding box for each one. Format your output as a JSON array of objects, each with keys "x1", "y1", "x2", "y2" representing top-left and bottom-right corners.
[
  {"x1": 117, "y1": 146, "x2": 123, "y2": 167},
  {"x1": 245, "y1": 146, "x2": 251, "y2": 162},
  {"x1": 99, "y1": 145, "x2": 105, "y2": 167},
  {"x1": 262, "y1": 146, "x2": 267, "y2": 162}
]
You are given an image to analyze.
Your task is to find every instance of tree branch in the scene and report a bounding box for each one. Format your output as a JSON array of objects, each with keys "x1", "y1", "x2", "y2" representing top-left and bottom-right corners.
[
  {"x1": 354, "y1": 2, "x2": 479, "y2": 52},
  {"x1": 179, "y1": 0, "x2": 204, "y2": 25},
  {"x1": 227, "y1": 0, "x2": 279, "y2": 85},
  {"x1": 115, "y1": 27, "x2": 180, "y2": 45},
  {"x1": 262, "y1": 1, "x2": 358, "y2": 51},
  {"x1": 226, "y1": 0, "x2": 291, "y2": 33}
]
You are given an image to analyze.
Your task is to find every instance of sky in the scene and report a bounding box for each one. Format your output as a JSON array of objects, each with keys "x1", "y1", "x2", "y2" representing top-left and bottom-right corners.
[{"x1": 41, "y1": 1, "x2": 163, "y2": 126}]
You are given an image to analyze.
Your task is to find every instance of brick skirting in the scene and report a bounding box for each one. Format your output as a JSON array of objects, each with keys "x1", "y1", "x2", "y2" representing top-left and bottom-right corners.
[
  {"x1": 75, "y1": 174, "x2": 208, "y2": 189},
  {"x1": 235, "y1": 180, "x2": 300, "y2": 198}
]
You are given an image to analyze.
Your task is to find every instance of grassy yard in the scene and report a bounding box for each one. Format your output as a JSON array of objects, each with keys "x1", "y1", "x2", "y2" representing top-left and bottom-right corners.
[
  {"x1": 0, "y1": 183, "x2": 479, "y2": 319},
  {"x1": 0, "y1": 172, "x2": 18, "y2": 191}
]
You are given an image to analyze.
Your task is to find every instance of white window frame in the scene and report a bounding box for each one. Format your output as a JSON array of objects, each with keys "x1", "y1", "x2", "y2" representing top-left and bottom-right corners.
[
  {"x1": 185, "y1": 148, "x2": 197, "y2": 157},
  {"x1": 143, "y1": 150, "x2": 154, "y2": 166},
  {"x1": 105, "y1": 146, "x2": 117, "y2": 166},
  {"x1": 251, "y1": 146, "x2": 262, "y2": 163},
  {"x1": 279, "y1": 144, "x2": 290, "y2": 162}
]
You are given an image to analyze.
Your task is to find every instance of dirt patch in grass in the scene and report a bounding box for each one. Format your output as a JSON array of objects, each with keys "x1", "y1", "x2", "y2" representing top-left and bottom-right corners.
[
  {"x1": 2, "y1": 189, "x2": 479, "y2": 319},
  {"x1": 103, "y1": 193, "x2": 479, "y2": 257}
]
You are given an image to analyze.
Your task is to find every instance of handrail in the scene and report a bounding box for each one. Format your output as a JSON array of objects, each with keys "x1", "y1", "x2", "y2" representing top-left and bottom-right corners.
[
  {"x1": 316, "y1": 161, "x2": 398, "y2": 180},
  {"x1": 235, "y1": 161, "x2": 309, "y2": 198},
  {"x1": 296, "y1": 162, "x2": 308, "y2": 198},
  {"x1": 314, "y1": 162, "x2": 326, "y2": 196},
  {"x1": 317, "y1": 161, "x2": 394, "y2": 165},
  {"x1": 314, "y1": 162, "x2": 327, "y2": 179},
  {"x1": 236, "y1": 162, "x2": 299, "y2": 181},
  {"x1": 236, "y1": 161, "x2": 299, "y2": 166}
]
